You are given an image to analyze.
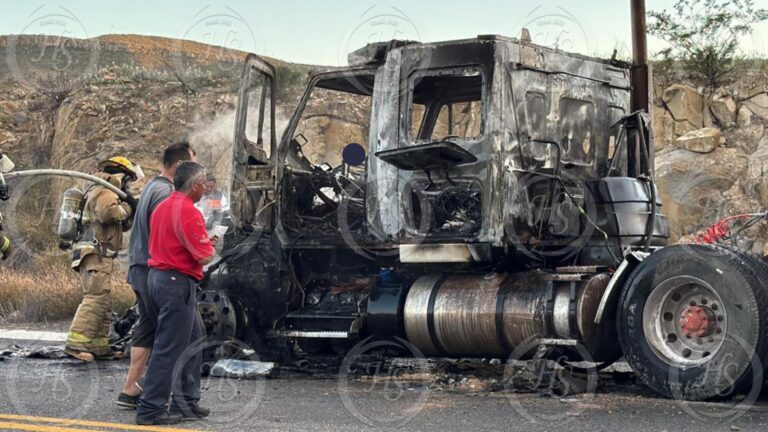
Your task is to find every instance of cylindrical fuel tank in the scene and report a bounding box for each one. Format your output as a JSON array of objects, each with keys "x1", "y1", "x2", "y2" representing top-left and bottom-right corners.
[
  {"x1": 403, "y1": 271, "x2": 616, "y2": 359},
  {"x1": 404, "y1": 272, "x2": 549, "y2": 358}
]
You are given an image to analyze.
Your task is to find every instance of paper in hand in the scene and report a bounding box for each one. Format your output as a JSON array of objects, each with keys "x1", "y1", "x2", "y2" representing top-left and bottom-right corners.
[{"x1": 210, "y1": 225, "x2": 228, "y2": 239}]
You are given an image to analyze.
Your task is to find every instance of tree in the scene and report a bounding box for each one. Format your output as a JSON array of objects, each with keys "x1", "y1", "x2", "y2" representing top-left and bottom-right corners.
[{"x1": 648, "y1": 0, "x2": 768, "y2": 91}]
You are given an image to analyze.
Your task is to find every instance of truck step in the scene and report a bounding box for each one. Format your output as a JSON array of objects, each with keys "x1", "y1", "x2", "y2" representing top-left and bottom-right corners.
[{"x1": 279, "y1": 330, "x2": 350, "y2": 339}]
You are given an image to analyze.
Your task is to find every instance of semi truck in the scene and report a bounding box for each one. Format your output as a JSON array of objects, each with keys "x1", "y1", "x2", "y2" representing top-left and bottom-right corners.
[{"x1": 200, "y1": 1, "x2": 768, "y2": 401}]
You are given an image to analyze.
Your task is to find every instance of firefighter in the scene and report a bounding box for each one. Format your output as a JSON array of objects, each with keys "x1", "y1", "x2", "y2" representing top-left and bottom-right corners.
[
  {"x1": 0, "y1": 150, "x2": 14, "y2": 261},
  {"x1": 64, "y1": 156, "x2": 140, "y2": 362}
]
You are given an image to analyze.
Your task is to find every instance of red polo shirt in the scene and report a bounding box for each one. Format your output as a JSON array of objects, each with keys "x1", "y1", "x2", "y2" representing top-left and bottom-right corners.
[{"x1": 148, "y1": 191, "x2": 214, "y2": 280}]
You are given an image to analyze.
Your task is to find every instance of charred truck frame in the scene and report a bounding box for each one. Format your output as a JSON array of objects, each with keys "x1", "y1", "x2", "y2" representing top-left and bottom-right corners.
[{"x1": 202, "y1": 1, "x2": 768, "y2": 401}]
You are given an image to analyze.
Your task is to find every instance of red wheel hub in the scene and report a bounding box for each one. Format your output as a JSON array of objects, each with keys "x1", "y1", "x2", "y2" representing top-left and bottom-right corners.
[{"x1": 679, "y1": 306, "x2": 716, "y2": 338}]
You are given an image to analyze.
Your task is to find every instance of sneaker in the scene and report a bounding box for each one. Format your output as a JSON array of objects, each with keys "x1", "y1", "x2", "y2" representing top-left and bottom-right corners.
[
  {"x1": 116, "y1": 392, "x2": 140, "y2": 409},
  {"x1": 64, "y1": 348, "x2": 94, "y2": 363},
  {"x1": 136, "y1": 411, "x2": 183, "y2": 426},
  {"x1": 171, "y1": 404, "x2": 211, "y2": 419}
]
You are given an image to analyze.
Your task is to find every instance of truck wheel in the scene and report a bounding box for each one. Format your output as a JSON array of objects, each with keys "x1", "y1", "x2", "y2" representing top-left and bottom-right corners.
[{"x1": 617, "y1": 245, "x2": 768, "y2": 400}]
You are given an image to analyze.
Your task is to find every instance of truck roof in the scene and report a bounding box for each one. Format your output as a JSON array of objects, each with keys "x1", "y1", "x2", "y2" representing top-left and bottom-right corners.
[{"x1": 348, "y1": 34, "x2": 629, "y2": 69}]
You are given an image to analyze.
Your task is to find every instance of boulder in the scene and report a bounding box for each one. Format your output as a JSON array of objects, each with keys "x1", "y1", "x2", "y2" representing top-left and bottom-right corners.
[
  {"x1": 670, "y1": 119, "x2": 696, "y2": 138},
  {"x1": 747, "y1": 134, "x2": 768, "y2": 208},
  {"x1": 651, "y1": 105, "x2": 674, "y2": 151},
  {"x1": 742, "y1": 93, "x2": 768, "y2": 121},
  {"x1": 673, "y1": 127, "x2": 722, "y2": 153},
  {"x1": 662, "y1": 84, "x2": 704, "y2": 128},
  {"x1": 651, "y1": 102, "x2": 701, "y2": 149},
  {"x1": 724, "y1": 123, "x2": 765, "y2": 155},
  {"x1": 710, "y1": 95, "x2": 737, "y2": 126},
  {"x1": 656, "y1": 147, "x2": 749, "y2": 242},
  {"x1": 738, "y1": 106, "x2": 753, "y2": 127},
  {"x1": 702, "y1": 101, "x2": 716, "y2": 128}
]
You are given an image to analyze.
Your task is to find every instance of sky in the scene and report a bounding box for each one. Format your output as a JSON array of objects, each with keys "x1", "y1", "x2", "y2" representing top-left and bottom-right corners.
[{"x1": 0, "y1": 0, "x2": 766, "y2": 66}]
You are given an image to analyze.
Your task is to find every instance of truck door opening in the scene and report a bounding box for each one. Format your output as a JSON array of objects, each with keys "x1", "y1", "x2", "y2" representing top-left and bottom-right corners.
[
  {"x1": 280, "y1": 73, "x2": 375, "y2": 242},
  {"x1": 404, "y1": 67, "x2": 486, "y2": 238}
]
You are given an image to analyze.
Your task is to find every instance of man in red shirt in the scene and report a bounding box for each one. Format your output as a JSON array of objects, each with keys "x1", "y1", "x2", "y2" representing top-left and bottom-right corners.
[{"x1": 136, "y1": 161, "x2": 217, "y2": 426}]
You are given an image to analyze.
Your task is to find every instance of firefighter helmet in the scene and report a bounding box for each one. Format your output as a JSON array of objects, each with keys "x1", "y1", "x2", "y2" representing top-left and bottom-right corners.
[{"x1": 98, "y1": 156, "x2": 143, "y2": 180}]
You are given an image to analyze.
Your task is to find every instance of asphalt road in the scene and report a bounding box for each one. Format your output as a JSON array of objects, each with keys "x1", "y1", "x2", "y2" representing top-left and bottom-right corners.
[{"x1": 1, "y1": 336, "x2": 768, "y2": 432}]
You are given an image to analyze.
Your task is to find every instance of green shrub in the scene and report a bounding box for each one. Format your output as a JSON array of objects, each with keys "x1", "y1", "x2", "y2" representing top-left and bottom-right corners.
[{"x1": 649, "y1": 0, "x2": 768, "y2": 91}]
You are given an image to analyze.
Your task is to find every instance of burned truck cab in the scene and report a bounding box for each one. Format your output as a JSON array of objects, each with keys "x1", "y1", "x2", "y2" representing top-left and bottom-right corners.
[
  {"x1": 211, "y1": 35, "x2": 667, "y2": 363},
  {"x1": 363, "y1": 36, "x2": 667, "y2": 266},
  {"x1": 206, "y1": 28, "x2": 768, "y2": 403}
]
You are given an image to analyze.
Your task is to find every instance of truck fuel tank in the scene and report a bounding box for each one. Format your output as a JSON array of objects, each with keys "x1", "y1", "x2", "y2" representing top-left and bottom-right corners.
[{"x1": 401, "y1": 271, "x2": 619, "y2": 361}]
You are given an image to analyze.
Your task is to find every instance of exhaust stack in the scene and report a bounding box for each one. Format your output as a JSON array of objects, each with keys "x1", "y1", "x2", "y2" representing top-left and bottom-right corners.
[{"x1": 630, "y1": 0, "x2": 649, "y2": 113}]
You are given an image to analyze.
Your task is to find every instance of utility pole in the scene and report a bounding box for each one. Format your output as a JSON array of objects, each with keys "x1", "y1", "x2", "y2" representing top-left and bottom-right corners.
[
  {"x1": 630, "y1": 0, "x2": 650, "y2": 114},
  {"x1": 627, "y1": 0, "x2": 653, "y2": 176}
]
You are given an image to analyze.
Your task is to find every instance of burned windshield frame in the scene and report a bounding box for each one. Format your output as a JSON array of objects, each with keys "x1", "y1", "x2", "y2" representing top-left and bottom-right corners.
[
  {"x1": 407, "y1": 65, "x2": 486, "y2": 146},
  {"x1": 281, "y1": 70, "x2": 377, "y2": 169}
]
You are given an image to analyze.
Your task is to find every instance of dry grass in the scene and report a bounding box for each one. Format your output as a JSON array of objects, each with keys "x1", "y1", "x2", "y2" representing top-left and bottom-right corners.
[{"x1": 0, "y1": 259, "x2": 135, "y2": 323}]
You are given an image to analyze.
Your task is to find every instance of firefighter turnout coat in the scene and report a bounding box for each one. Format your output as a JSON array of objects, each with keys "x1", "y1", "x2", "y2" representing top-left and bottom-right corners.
[{"x1": 66, "y1": 172, "x2": 133, "y2": 356}]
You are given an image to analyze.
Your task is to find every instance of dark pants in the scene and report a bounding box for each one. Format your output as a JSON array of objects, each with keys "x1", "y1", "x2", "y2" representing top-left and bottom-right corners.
[
  {"x1": 137, "y1": 268, "x2": 204, "y2": 417},
  {"x1": 127, "y1": 265, "x2": 155, "y2": 349}
]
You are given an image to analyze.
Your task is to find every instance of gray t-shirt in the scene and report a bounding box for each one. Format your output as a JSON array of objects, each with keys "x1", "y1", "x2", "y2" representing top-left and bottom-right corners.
[{"x1": 127, "y1": 175, "x2": 173, "y2": 275}]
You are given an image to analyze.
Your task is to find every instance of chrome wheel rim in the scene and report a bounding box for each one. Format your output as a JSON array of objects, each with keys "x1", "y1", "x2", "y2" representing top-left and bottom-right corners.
[{"x1": 642, "y1": 276, "x2": 727, "y2": 367}]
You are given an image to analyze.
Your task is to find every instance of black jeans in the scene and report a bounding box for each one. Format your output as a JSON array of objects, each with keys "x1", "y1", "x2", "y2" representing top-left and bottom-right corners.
[
  {"x1": 137, "y1": 268, "x2": 204, "y2": 417},
  {"x1": 127, "y1": 265, "x2": 154, "y2": 349}
]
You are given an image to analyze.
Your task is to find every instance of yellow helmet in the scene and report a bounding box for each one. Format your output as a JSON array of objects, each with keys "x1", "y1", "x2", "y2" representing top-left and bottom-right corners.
[{"x1": 99, "y1": 156, "x2": 143, "y2": 180}]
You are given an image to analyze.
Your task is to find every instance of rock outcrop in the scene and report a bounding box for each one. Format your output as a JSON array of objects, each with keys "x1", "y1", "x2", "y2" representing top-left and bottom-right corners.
[
  {"x1": 710, "y1": 95, "x2": 737, "y2": 126},
  {"x1": 656, "y1": 147, "x2": 750, "y2": 241},
  {"x1": 673, "y1": 127, "x2": 722, "y2": 153},
  {"x1": 662, "y1": 84, "x2": 704, "y2": 128},
  {"x1": 743, "y1": 93, "x2": 768, "y2": 121},
  {"x1": 654, "y1": 65, "x2": 768, "y2": 248}
]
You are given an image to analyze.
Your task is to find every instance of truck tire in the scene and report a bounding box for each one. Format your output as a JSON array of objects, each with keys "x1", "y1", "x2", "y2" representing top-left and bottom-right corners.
[
  {"x1": 617, "y1": 244, "x2": 768, "y2": 400},
  {"x1": 720, "y1": 246, "x2": 768, "y2": 292}
]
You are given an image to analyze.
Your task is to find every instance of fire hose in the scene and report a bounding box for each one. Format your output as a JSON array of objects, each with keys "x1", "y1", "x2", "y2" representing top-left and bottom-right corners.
[{"x1": 0, "y1": 169, "x2": 127, "y2": 199}]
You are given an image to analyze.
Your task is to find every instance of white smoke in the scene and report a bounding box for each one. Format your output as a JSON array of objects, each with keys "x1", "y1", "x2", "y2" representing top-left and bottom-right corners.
[
  {"x1": 188, "y1": 103, "x2": 291, "y2": 197},
  {"x1": 188, "y1": 109, "x2": 237, "y2": 196}
]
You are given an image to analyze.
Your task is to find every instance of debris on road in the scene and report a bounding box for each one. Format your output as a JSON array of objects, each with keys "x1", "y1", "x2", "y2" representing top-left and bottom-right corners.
[
  {"x1": 0, "y1": 344, "x2": 68, "y2": 359},
  {"x1": 209, "y1": 359, "x2": 277, "y2": 379}
]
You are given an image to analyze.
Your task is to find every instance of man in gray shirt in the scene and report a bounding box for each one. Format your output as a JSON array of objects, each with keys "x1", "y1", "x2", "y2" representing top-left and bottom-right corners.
[{"x1": 117, "y1": 142, "x2": 196, "y2": 408}]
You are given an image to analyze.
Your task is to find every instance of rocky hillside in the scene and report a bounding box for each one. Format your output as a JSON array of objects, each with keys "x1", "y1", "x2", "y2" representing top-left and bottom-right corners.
[
  {"x1": 0, "y1": 33, "x2": 767, "y2": 263},
  {"x1": 0, "y1": 35, "x2": 312, "y2": 265},
  {"x1": 652, "y1": 62, "x2": 768, "y2": 251},
  {"x1": 0, "y1": 34, "x2": 310, "y2": 173}
]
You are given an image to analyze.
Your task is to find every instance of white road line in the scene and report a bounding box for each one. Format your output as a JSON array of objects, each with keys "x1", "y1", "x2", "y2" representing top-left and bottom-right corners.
[{"x1": 0, "y1": 329, "x2": 67, "y2": 342}]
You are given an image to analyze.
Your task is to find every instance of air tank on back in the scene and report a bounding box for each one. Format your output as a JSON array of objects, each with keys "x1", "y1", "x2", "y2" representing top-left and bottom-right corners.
[{"x1": 57, "y1": 187, "x2": 84, "y2": 248}]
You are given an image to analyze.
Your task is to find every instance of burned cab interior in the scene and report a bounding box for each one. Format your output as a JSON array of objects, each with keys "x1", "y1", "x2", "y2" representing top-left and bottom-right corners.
[
  {"x1": 385, "y1": 64, "x2": 487, "y2": 241},
  {"x1": 280, "y1": 72, "x2": 374, "y2": 244}
]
